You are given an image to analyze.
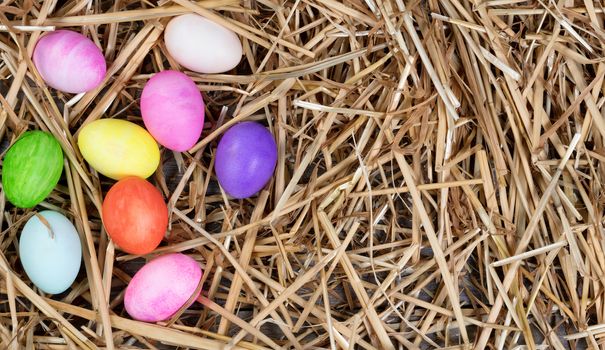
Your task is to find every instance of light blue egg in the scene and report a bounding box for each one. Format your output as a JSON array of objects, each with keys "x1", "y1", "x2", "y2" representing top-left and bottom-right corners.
[{"x1": 19, "y1": 210, "x2": 82, "y2": 294}]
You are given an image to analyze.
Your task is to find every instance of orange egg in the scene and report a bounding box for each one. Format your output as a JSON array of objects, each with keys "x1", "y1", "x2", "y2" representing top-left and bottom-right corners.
[{"x1": 102, "y1": 177, "x2": 168, "y2": 254}]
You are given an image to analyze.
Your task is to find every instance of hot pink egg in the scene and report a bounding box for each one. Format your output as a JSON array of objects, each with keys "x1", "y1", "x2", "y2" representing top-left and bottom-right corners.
[
  {"x1": 124, "y1": 253, "x2": 202, "y2": 322},
  {"x1": 33, "y1": 30, "x2": 106, "y2": 94},
  {"x1": 140, "y1": 70, "x2": 205, "y2": 152}
]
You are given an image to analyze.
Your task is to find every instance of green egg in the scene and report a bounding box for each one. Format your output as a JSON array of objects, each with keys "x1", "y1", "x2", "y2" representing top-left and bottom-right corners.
[{"x1": 2, "y1": 131, "x2": 64, "y2": 208}]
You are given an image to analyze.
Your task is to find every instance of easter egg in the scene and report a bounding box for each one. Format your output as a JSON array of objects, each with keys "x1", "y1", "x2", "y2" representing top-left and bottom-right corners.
[
  {"x1": 124, "y1": 253, "x2": 202, "y2": 322},
  {"x1": 2, "y1": 131, "x2": 64, "y2": 208},
  {"x1": 102, "y1": 177, "x2": 168, "y2": 255},
  {"x1": 78, "y1": 119, "x2": 160, "y2": 180},
  {"x1": 33, "y1": 30, "x2": 106, "y2": 93},
  {"x1": 164, "y1": 14, "x2": 242, "y2": 73},
  {"x1": 19, "y1": 210, "x2": 82, "y2": 294},
  {"x1": 215, "y1": 122, "x2": 277, "y2": 199},
  {"x1": 140, "y1": 70, "x2": 205, "y2": 151}
]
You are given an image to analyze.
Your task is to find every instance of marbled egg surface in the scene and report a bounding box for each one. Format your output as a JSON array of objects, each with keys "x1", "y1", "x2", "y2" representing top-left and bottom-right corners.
[
  {"x1": 141, "y1": 70, "x2": 205, "y2": 151},
  {"x1": 33, "y1": 30, "x2": 106, "y2": 93},
  {"x1": 2, "y1": 131, "x2": 63, "y2": 208},
  {"x1": 124, "y1": 253, "x2": 202, "y2": 322},
  {"x1": 78, "y1": 119, "x2": 160, "y2": 180},
  {"x1": 102, "y1": 177, "x2": 168, "y2": 255},
  {"x1": 215, "y1": 122, "x2": 277, "y2": 199}
]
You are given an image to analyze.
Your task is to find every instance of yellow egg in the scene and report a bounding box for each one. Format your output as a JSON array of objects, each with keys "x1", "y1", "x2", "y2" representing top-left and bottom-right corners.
[{"x1": 78, "y1": 119, "x2": 160, "y2": 180}]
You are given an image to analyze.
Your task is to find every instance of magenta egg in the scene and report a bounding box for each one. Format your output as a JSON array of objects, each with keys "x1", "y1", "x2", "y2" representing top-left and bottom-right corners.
[
  {"x1": 215, "y1": 121, "x2": 277, "y2": 199},
  {"x1": 33, "y1": 30, "x2": 106, "y2": 94},
  {"x1": 140, "y1": 70, "x2": 205, "y2": 151},
  {"x1": 124, "y1": 253, "x2": 202, "y2": 322}
]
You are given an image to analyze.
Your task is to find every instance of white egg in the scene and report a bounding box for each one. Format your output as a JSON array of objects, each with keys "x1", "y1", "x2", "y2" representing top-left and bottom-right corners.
[
  {"x1": 19, "y1": 211, "x2": 82, "y2": 294},
  {"x1": 164, "y1": 14, "x2": 242, "y2": 74}
]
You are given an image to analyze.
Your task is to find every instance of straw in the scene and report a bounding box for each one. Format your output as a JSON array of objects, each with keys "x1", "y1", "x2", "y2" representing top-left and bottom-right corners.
[{"x1": 1, "y1": 0, "x2": 604, "y2": 348}]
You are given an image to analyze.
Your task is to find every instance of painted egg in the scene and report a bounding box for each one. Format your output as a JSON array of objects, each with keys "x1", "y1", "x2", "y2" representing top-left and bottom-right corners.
[
  {"x1": 164, "y1": 14, "x2": 242, "y2": 73},
  {"x1": 19, "y1": 210, "x2": 82, "y2": 294},
  {"x1": 140, "y1": 70, "x2": 205, "y2": 151},
  {"x1": 215, "y1": 122, "x2": 277, "y2": 199},
  {"x1": 2, "y1": 131, "x2": 63, "y2": 208},
  {"x1": 124, "y1": 253, "x2": 202, "y2": 322},
  {"x1": 78, "y1": 119, "x2": 160, "y2": 180},
  {"x1": 102, "y1": 177, "x2": 168, "y2": 255},
  {"x1": 33, "y1": 30, "x2": 106, "y2": 93}
]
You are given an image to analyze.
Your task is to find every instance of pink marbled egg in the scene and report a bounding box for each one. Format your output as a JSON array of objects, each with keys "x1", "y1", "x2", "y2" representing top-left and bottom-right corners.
[
  {"x1": 33, "y1": 30, "x2": 106, "y2": 94},
  {"x1": 124, "y1": 253, "x2": 202, "y2": 322},
  {"x1": 140, "y1": 70, "x2": 205, "y2": 152}
]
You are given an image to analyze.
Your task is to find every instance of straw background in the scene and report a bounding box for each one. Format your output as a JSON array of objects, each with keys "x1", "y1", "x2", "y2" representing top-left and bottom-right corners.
[{"x1": 1, "y1": 0, "x2": 604, "y2": 349}]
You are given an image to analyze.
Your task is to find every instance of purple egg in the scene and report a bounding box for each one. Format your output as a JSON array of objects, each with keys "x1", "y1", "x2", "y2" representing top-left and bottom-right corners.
[
  {"x1": 33, "y1": 30, "x2": 106, "y2": 93},
  {"x1": 215, "y1": 122, "x2": 277, "y2": 199}
]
